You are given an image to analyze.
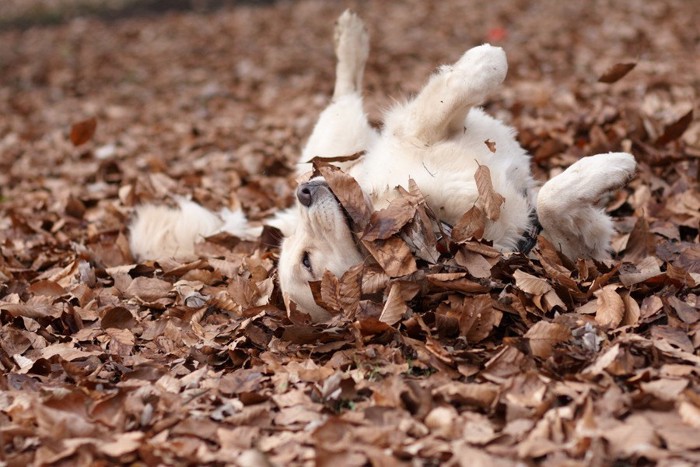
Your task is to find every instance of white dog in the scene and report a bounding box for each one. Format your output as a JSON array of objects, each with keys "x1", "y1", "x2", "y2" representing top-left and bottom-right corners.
[{"x1": 130, "y1": 11, "x2": 636, "y2": 321}]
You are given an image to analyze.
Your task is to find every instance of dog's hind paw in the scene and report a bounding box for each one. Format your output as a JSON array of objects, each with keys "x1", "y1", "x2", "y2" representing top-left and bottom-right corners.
[
  {"x1": 450, "y1": 43, "x2": 508, "y2": 94},
  {"x1": 334, "y1": 10, "x2": 369, "y2": 59},
  {"x1": 333, "y1": 10, "x2": 369, "y2": 97}
]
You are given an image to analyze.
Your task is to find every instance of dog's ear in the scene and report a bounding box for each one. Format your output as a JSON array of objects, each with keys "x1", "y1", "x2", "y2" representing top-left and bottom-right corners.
[{"x1": 266, "y1": 208, "x2": 299, "y2": 237}]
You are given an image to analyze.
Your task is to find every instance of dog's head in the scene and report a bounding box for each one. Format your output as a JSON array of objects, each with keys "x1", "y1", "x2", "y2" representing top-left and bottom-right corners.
[{"x1": 277, "y1": 178, "x2": 365, "y2": 320}]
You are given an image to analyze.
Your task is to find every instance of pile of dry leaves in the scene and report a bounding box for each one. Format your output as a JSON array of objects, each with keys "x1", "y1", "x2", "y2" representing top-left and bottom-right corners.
[{"x1": 1, "y1": 0, "x2": 699, "y2": 465}]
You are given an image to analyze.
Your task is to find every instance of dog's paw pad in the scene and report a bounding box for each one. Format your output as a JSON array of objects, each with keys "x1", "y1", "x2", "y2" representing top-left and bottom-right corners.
[
  {"x1": 456, "y1": 44, "x2": 507, "y2": 73},
  {"x1": 542, "y1": 152, "x2": 637, "y2": 206},
  {"x1": 334, "y1": 10, "x2": 369, "y2": 61},
  {"x1": 450, "y1": 44, "x2": 507, "y2": 93},
  {"x1": 574, "y1": 152, "x2": 637, "y2": 188},
  {"x1": 607, "y1": 152, "x2": 637, "y2": 176}
]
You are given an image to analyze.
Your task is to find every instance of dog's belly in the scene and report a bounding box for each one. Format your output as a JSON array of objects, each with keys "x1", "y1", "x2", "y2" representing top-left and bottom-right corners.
[
  {"x1": 353, "y1": 135, "x2": 487, "y2": 221},
  {"x1": 369, "y1": 165, "x2": 480, "y2": 225},
  {"x1": 352, "y1": 142, "x2": 532, "y2": 249}
]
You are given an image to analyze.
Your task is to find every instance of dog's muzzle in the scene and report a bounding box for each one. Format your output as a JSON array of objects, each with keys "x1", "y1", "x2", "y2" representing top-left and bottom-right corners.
[{"x1": 297, "y1": 179, "x2": 331, "y2": 207}]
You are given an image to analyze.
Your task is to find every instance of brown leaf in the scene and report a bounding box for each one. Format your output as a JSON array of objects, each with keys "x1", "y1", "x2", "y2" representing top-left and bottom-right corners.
[
  {"x1": 319, "y1": 270, "x2": 341, "y2": 313},
  {"x1": 98, "y1": 432, "x2": 144, "y2": 457},
  {"x1": 65, "y1": 195, "x2": 86, "y2": 219},
  {"x1": 475, "y1": 164, "x2": 505, "y2": 221},
  {"x1": 379, "y1": 281, "x2": 420, "y2": 325},
  {"x1": 524, "y1": 321, "x2": 571, "y2": 359},
  {"x1": 640, "y1": 295, "x2": 664, "y2": 320},
  {"x1": 619, "y1": 256, "x2": 662, "y2": 286},
  {"x1": 402, "y1": 203, "x2": 441, "y2": 263},
  {"x1": 435, "y1": 301, "x2": 462, "y2": 338},
  {"x1": 0, "y1": 302, "x2": 62, "y2": 319},
  {"x1": 28, "y1": 280, "x2": 67, "y2": 297},
  {"x1": 317, "y1": 163, "x2": 372, "y2": 230},
  {"x1": 513, "y1": 269, "x2": 553, "y2": 296},
  {"x1": 362, "y1": 196, "x2": 416, "y2": 241},
  {"x1": 338, "y1": 264, "x2": 363, "y2": 318},
  {"x1": 361, "y1": 264, "x2": 390, "y2": 294},
  {"x1": 594, "y1": 285, "x2": 625, "y2": 329},
  {"x1": 640, "y1": 378, "x2": 688, "y2": 401},
  {"x1": 455, "y1": 248, "x2": 493, "y2": 278},
  {"x1": 623, "y1": 217, "x2": 656, "y2": 261},
  {"x1": 70, "y1": 117, "x2": 97, "y2": 146},
  {"x1": 101, "y1": 307, "x2": 136, "y2": 330},
  {"x1": 667, "y1": 295, "x2": 699, "y2": 324},
  {"x1": 307, "y1": 150, "x2": 365, "y2": 165},
  {"x1": 440, "y1": 294, "x2": 502, "y2": 343},
  {"x1": 452, "y1": 205, "x2": 486, "y2": 242},
  {"x1": 426, "y1": 273, "x2": 490, "y2": 293},
  {"x1": 124, "y1": 276, "x2": 172, "y2": 302},
  {"x1": 434, "y1": 381, "x2": 499, "y2": 408},
  {"x1": 484, "y1": 139, "x2": 497, "y2": 153},
  {"x1": 362, "y1": 236, "x2": 417, "y2": 277},
  {"x1": 679, "y1": 401, "x2": 700, "y2": 428},
  {"x1": 356, "y1": 301, "x2": 394, "y2": 335},
  {"x1": 464, "y1": 295, "x2": 502, "y2": 343},
  {"x1": 598, "y1": 62, "x2": 636, "y2": 83},
  {"x1": 602, "y1": 414, "x2": 659, "y2": 458},
  {"x1": 655, "y1": 109, "x2": 693, "y2": 146},
  {"x1": 621, "y1": 292, "x2": 641, "y2": 326}
]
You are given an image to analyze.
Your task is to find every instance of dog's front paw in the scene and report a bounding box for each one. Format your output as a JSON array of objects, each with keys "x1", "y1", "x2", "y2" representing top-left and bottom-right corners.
[
  {"x1": 562, "y1": 152, "x2": 637, "y2": 202},
  {"x1": 453, "y1": 43, "x2": 508, "y2": 91},
  {"x1": 539, "y1": 152, "x2": 637, "y2": 210},
  {"x1": 334, "y1": 9, "x2": 369, "y2": 68}
]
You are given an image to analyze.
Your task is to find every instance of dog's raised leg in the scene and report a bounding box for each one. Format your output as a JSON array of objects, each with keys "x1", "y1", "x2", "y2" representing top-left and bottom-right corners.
[
  {"x1": 386, "y1": 44, "x2": 507, "y2": 146},
  {"x1": 332, "y1": 9, "x2": 369, "y2": 100},
  {"x1": 537, "y1": 152, "x2": 637, "y2": 260},
  {"x1": 298, "y1": 10, "x2": 378, "y2": 172}
]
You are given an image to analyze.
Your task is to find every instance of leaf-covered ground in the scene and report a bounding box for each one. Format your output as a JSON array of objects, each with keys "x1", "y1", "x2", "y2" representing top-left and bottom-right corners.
[{"x1": 1, "y1": 0, "x2": 699, "y2": 465}]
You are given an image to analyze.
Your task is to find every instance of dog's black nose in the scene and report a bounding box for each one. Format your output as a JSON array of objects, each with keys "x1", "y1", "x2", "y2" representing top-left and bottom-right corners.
[{"x1": 297, "y1": 183, "x2": 315, "y2": 207}]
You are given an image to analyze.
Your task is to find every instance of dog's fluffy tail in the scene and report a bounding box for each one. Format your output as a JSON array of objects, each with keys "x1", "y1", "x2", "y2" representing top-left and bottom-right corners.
[{"x1": 129, "y1": 199, "x2": 260, "y2": 261}]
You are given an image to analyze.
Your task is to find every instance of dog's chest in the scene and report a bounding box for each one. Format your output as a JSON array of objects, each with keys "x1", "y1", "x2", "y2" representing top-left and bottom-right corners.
[{"x1": 352, "y1": 142, "x2": 482, "y2": 224}]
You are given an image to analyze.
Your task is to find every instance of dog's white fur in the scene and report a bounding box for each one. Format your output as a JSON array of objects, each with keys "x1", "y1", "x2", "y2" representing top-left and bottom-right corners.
[
  {"x1": 129, "y1": 11, "x2": 636, "y2": 321},
  {"x1": 129, "y1": 199, "x2": 258, "y2": 261}
]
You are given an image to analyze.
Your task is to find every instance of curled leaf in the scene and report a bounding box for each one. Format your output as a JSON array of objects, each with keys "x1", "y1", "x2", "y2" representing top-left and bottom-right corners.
[
  {"x1": 598, "y1": 62, "x2": 636, "y2": 83},
  {"x1": 475, "y1": 164, "x2": 504, "y2": 221},
  {"x1": 70, "y1": 117, "x2": 97, "y2": 146}
]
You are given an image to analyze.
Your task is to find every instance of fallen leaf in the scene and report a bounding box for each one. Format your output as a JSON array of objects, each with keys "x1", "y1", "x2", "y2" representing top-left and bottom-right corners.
[
  {"x1": 362, "y1": 196, "x2": 416, "y2": 241},
  {"x1": 70, "y1": 117, "x2": 97, "y2": 146},
  {"x1": 362, "y1": 236, "x2": 417, "y2": 277},
  {"x1": 101, "y1": 307, "x2": 136, "y2": 330},
  {"x1": 594, "y1": 285, "x2": 625, "y2": 329},
  {"x1": 524, "y1": 321, "x2": 571, "y2": 359},
  {"x1": 317, "y1": 163, "x2": 372, "y2": 230},
  {"x1": 598, "y1": 62, "x2": 636, "y2": 83},
  {"x1": 655, "y1": 109, "x2": 693, "y2": 146},
  {"x1": 452, "y1": 205, "x2": 486, "y2": 242},
  {"x1": 124, "y1": 277, "x2": 172, "y2": 302},
  {"x1": 474, "y1": 164, "x2": 505, "y2": 221},
  {"x1": 379, "y1": 281, "x2": 420, "y2": 325}
]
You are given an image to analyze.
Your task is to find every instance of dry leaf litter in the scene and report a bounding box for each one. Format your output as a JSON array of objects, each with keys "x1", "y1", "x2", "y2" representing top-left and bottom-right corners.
[{"x1": 1, "y1": 0, "x2": 699, "y2": 465}]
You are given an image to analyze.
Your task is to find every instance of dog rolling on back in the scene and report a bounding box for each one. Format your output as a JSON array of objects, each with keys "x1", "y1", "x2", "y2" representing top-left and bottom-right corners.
[{"x1": 129, "y1": 10, "x2": 636, "y2": 321}]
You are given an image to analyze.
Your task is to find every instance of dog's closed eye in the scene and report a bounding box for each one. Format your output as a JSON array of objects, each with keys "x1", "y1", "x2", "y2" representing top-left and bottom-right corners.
[{"x1": 302, "y1": 251, "x2": 313, "y2": 273}]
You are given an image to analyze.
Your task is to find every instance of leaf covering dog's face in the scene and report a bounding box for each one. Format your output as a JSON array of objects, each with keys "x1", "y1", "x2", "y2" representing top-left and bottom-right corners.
[{"x1": 277, "y1": 178, "x2": 365, "y2": 321}]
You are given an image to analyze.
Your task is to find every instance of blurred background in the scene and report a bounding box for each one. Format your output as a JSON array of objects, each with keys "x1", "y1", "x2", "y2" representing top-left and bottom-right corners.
[
  {"x1": 1, "y1": 0, "x2": 273, "y2": 29},
  {"x1": 0, "y1": 0, "x2": 698, "y2": 247}
]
